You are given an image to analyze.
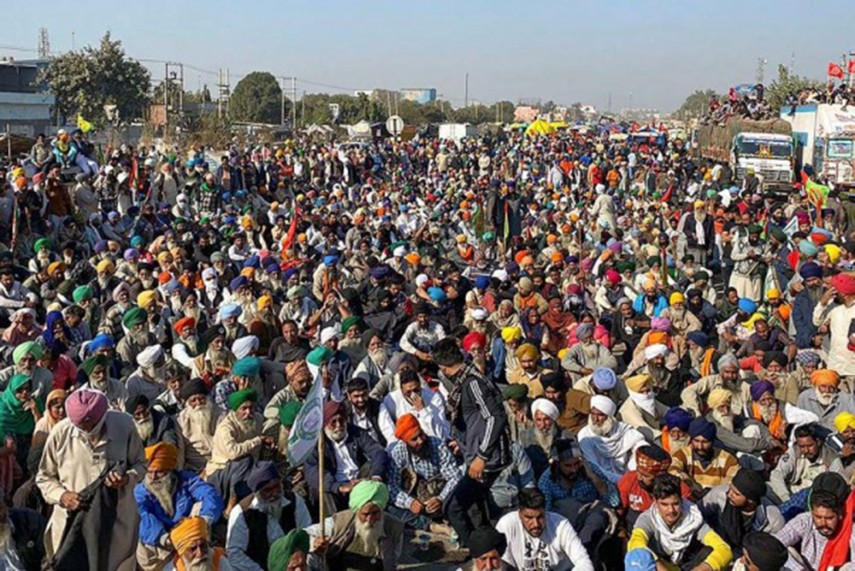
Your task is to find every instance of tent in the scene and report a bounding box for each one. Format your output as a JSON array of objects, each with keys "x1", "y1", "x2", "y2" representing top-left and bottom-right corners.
[{"x1": 525, "y1": 119, "x2": 555, "y2": 137}]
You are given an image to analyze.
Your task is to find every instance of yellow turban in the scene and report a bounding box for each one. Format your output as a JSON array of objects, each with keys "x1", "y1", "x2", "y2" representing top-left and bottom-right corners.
[
  {"x1": 707, "y1": 387, "x2": 732, "y2": 410},
  {"x1": 766, "y1": 289, "x2": 781, "y2": 300},
  {"x1": 257, "y1": 295, "x2": 273, "y2": 311},
  {"x1": 47, "y1": 262, "x2": 66, "y2": 277},
  {"x1": 811, "y1": 369, "x2": 841, "y2": 388},
  {"x1": 669, "y1": 292, "x2": 685, "y2": 305},
  {"x1": 643, "y1": 279, "x2": 656, "y2": 291},
  {"x1": 137, "y1": 290, "x2": 157, "y2": 310},
  {"x1": 170, "y1": 517, "x2": 209, "y2": 557},
  {"x1": 557, "y1": 348, "x2": 569, "y2": 361},
  {"x1": 501, "y1": 326, "x2": 522, "y2": 344},
  {"x1": 157, "y1": 251, "x2": 172, "y2": 264},
  {"x1": 626, "y1": 374, "x2": 652, "y2": 393},
  {"x1": 241, "y1": 267, "x2": 255, "y2": 278},
  {"x1": 96, "y1": 259, "x2": 115, "y2": 274},
  {"x1": 834, "y1": 412, "x2": 855, "y2": 434},
  {"x1": 516, "y1": 343, "x2": 539, "y2": 361},
  {"x1": 825, "y1": 244, "x2": 841, "y2": 264}
]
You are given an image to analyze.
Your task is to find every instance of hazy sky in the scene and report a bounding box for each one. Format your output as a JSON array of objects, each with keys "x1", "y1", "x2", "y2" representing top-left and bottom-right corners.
[{"x1": 4, "y1": 0, "x2": 854, "y2": 112}]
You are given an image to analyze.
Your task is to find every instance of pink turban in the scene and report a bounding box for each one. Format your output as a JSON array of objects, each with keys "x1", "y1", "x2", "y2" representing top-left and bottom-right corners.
[
  {"x1": 650, "y1": 317, "x2": 672, "y2": 332},
  {"x1": 65, "y1": 389, "x2": 108, "y2": 428}
]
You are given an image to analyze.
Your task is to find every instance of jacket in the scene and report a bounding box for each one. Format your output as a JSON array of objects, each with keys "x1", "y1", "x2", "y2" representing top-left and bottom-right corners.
[
  {"x1": 304, "y1": 425, "x2": 388, "y2": 495},
  {"x1": 9, "y1": 507, "x2": 45, "y2": 571},
  {"x1": 698, "y1": 484, "x2": 784, "y2": 538},
  {"x1": 768, "y1": 442, "x2": 836, "y2": 503},
  {"x1": 134, "y1": 470, "x2": 224, "y2": 546},
  {"x1": 792, "y1": 290, "x2": 818, "y2": 348},
  {"x1": 450, "y1": 364, "x2": 510, "y2": 473}
]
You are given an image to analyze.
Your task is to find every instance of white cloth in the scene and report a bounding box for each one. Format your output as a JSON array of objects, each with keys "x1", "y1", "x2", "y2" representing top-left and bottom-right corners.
[
  {"x1": 648, "y1": 500, "x2": 705, "y2": 564},
  {"x1": 644, "y1": 344, "x2": 668, "y2": 360},
  {"x1": 496, "y1": 511, "x2": 594, "y2": 571},
  {"x1": 590, "y1": 395, "x2": 617, "y2": 417},
  {"x1": 231, "y1": 336, "x2": 259, "y2": 360},
  {"x1": 530, "y1": 398, "x2": 560, "y2": 421},
  {"x1": 136, "y1": 345, "x2": 163, "y2": 367},
  {"x1": 578, "y1": 421, "x2": 646, "y2": 484},
  {"x1": 331, "y1": 438, "x2": 360, "y2": 483},
  {"x1": 629, "y1": 391, "x2": 657, "y2": 416},
  {"x1": 378, "y1": 388, "x2": 449, "y2": 444}
]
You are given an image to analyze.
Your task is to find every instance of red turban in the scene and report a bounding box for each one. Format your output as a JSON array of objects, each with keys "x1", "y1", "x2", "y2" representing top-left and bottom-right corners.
[
  {"x1": 831, "y1": 273, "x2": 855, "y2": 297},
  {"x1": 394, "y1": 413, "x2": 421, "y2": 442},
  {"x1": 65, "y1": 389, "x2": 108, "y2": 428},
  {"x1": 173, "y1": 317, "x2": 196, "y2": 335},
  {"x1": 462, "y1": 331, "x2": 486, "y2": 352},
  {"x1": 323, "y1": 400, "x2": 346, "y2": 427}
]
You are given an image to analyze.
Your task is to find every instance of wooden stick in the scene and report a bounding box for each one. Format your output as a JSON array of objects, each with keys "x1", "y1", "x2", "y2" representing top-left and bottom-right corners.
[{"x1": 318, "y1": 428, "x2": 325, "y2": 537}]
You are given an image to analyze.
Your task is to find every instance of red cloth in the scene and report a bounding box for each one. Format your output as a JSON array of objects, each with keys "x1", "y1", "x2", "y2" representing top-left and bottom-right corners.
[
  {"x1": 617, "y1": 471, "x2": 691, "y2": 514},
  {"x1": 831, "y1": 273, "x2": 855, "y2": 296},
  {"x1": 462, "y1": 331, "x2": 486, "y2": 353},
  {"x1": 829, "y1": 62, "x2": 845, "y2": 79},
  {"x1": 819, "y1": 491, "x2": 855, "y2": 571}
]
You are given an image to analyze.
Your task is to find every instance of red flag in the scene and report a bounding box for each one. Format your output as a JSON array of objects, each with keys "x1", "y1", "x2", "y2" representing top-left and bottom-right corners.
[
  {"x1": 849, "y1": 59, "x2": 855, "y2": 75},
  {"x1": 828, "y1": 62, "x2": 844, "y2": 79},
  {"x1": 280, "y1": 207, "x2": 300, "y2": 253}
]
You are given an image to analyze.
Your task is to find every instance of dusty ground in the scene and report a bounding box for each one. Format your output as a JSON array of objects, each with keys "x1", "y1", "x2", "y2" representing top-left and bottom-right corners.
[{"x1": 398, "y1": 530, "x2": 470, "y2": 570}]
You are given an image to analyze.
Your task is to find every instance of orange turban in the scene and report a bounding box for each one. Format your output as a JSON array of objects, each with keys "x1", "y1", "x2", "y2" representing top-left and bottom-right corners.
[
  {"x1": 173, "y1": 317, "x2": 196, "y2": 335},
  {"x1": 516, "y1": 343, "x2": 539, "y2": 361},
  {"x1": 394, "y1": 413, "x2": 421, "y2": 442},
  {"x1": 811, "y1": 369, "x2": 841, "y2": 388},
  {"x1": 170, "y1": 517, "x2": 209, "y2": 556},
  {"x1": 257, "y1": 295, "x2": 273, "y2": 311},
  {"x1": 145, "y1": 442, "x2": 178, "y2": 471},
  {"x1": 551, "y1": 252, "x2": 563, "y2": 263},
  {"x1": 514, "y1": 251, "x2": 529, "y2": 265},
  {"x1": 405, "y1": 253, "x2": 421, "y2": 266},
  {"x1": 648, "y1": 332, "x2": 670, "y2": 346}
]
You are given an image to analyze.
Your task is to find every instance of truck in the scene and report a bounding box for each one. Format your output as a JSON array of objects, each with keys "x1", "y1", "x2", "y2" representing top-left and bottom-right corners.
[
  {"x1": 780, "y1": 103, "x2": 855, "y2": 191},
  {"x1": 438, "y1": 123, "x2": 477, "y2": 144},
  {"x1": 695, "y1": 117, "x2": 794, "y2": 189}
]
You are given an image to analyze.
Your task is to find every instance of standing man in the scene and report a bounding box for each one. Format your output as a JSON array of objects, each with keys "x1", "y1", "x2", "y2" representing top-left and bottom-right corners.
[
  {"x1": 433, "y1": 338, "x2": 510, "y2": 546},
  {"x1": 36, "y1": 389, "x2": 146, "y2": 570}
]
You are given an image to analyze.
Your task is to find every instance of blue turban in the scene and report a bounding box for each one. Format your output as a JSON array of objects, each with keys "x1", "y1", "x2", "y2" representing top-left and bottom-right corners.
[
  {"x1": 799, "y1": 240, "x2": 819, "y2": 257},
  {"x1": 567, "y1": 255, "x2": 580, "y2": 264},
  {"x1": 324, "y1": 255, "x2": 339, "y2": 266},
  {"x1": 282, "y1": 268, "x2": 298, "y2": 281},
  {"x1": 663, "y1": 407, "x2": 693, "y2": 432},
  {"x1": 219, "y1": 303, "x2": 242, "y2": 319},
  {"x1": 232, "y1": 356, "x2": 261, "y2": 378},
  {"x1": 88, "y1": 333, "x2": 115, "y2": 353},
  {"x1": 799, "y1": 261, "x2": 822, "y2": 280},
  {"x1": 576, "y1": 323, "x2": 594, "y2": 340},
  {"x1": 738, "y1": 298, "x2": 757, "y2": 314},
  {"x1": 592, "y1": 368, "x2": 617, "y2": 391},
  {"x1": 686, "y1": 331, "x2": 709, "y2": 348},
  {"x1": 244, "y1": 255, "x2": 260, "y2": 269},
  {"x1": 689, "y1": 417, "x2": 717, "y2": 441},
  {"x1": 750, "y1": 380, "x2": 776, "y2": 402},
  {"x1": 625, "y1": 548, "x2": 657, "y2": 570},
  {"x1": 230, "y1": 276, "x2": 249, "y2": 291},
  {"x1": 265, "y1": 263, "x2": 280, "y2": 274},
  {"x1": 474, "y1": 276, "x2": 490, "y2": 290},
  {"x1": 427, "y1": 286, "x2": 447, "y2": 302},
  {"x1": 369, "y1": 266, "x2": 389, "y2": 279}
]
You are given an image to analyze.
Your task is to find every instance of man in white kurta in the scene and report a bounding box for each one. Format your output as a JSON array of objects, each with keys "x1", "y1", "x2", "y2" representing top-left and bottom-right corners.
[
  {"x1": 36, "y1": 389, "x2": 146, "y2": 571},
  {"x1": 577, "y1": 395, "x2": 646, "y2": 484}
]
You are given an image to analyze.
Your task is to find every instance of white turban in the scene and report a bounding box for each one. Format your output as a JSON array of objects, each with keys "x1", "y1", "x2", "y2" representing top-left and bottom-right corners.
[
  {"x1": 470, "y1": 307, "x2": 489, "y2": 321},
  {"x1": 530, "y1": 398, "x2": 559, "y2": 421},
  {"x1": 492, "y1": 269, "x2": 509, "y2": 282},
  {"x1": 393, "y1": 246, "x2": 407, "y2": 257},
  {"x1": 320, "y1": 325, "x2": 341, "y2": 345},
  {"x1": 415, "y1": 274, "x2": 429, "y2": 288},
  {"x1": 202, "y1": 268, "x2": 217, "y2": 281},
  {"x1": 643, "y1": 344, "x2": 669, "y2": 360},
  {"x1": 137, "y1": 345, "x2": 164, "y2": 367},
  {"x1": 10, "y1": 308, "x2": 35, "y2": 323},
  {"x1": 231, "y1": 335, "x2": 260, "y2": 360},
  {"x1": 590, "y1": 395, "x2": 617, "y2": 417}
]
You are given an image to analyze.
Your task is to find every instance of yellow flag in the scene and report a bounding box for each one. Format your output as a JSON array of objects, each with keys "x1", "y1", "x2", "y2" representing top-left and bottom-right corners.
[{"x1": 77, "y1": 115, "x2": 93, "y2": 133}]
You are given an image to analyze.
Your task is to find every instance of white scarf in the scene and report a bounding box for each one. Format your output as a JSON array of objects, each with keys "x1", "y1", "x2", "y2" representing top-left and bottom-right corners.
[
  {"x1": 629, "y1": 390, "x2": 657, "y2": 416},
  {"x1": 649, "y1": 501, "x2": 704, "y2": 564},
  {"x1": 694, "y1": 216, "x2": 706, "y2": 246}
]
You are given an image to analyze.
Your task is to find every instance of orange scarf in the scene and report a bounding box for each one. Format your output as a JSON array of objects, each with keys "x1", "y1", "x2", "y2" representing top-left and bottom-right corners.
[
  {"x1": 752, "y1": 403, "x2": 785, "y2": 440},
  {"x1": 700, "y1": 348, "x2": 715, "y2": 378},
  {"x1": 819, "y1": 492, "x2": 855, "y2": 571},
  {"x1": 661, "y1": 427, "x2": 671, "y2": 453}
]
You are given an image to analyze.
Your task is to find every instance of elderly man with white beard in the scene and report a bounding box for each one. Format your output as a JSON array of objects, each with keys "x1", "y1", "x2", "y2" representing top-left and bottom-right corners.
[
  {"x1": 704, "y1": 388, "x2": 783, "y2": 466},
  {"x1": 518, "y1": 398, "x2": 568, "y2": 479},
  {"x1": 624, "y1": 343, "x2": 685, "y2": 408},
  {"x1": 306, "y1": 480, "x2": 404, "y2": 571},
  {"x1": 618, "y1": 374, "x2": 669, "y2": 443},
  {"x1": 127, "y1": 345, "x2": 169, "y2": 402},
  {"x1": 352, "y1": 329, "x2": 392, "y2": 389},
  {"x1": 177, "y1": 379, "x2": 221, "y2": 475},
  {"x1": 657, "y1": 407, "x2": 694, "y2": 455},
  {"x1": 560, "y1": 323, "x2": 617, "y2": 381},
  {"x1": 578, "y1": 395, "x2": 646, "y2": 485},
  {"x1": 78, "y1": 353, "x2": 128, "y2": 410},
  {"x1": 226, "y1": 461, "x2": 311, "y2": 571},
  {"x1": 116, "y1": 307, "x2": 155, "y2": 369},
  {"x1": 167, "y1": 516, "x2": 233, "y2": 571},
  {"x1": 192, "y1": 325, "x2": 236, "y2": 385},
  {"x1": 742, "y1": 380, "x2": 818, "y2": 446},
  {"x1": 681, "y1": 353, "x2": 751, "y2": 417},
  {"x1": 0, "y1": 341, "x2": 52, "y2": 401},
  {"x1": 797, "y1": 369, "x2": 855, "y2": 431},
  {"x1": 135, "y1": 443, "x2": 224, "y2": 571},
  {"x1": 127, "y1": 394, "x2": 180, "y2": 448},
  {"x1": 171, "y1": 317, "x2": 201, "y2": 370},
  {"x1": 378, "y1": 369, "x2": 449, "y2": 445}
]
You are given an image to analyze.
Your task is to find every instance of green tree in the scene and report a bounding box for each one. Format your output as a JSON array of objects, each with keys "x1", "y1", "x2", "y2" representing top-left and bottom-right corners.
[
  {"x1": 39, "y1": 32, "x2": 150, "y2": 126},
  {"x1": 229, "y1": 72, "x2": 283, "y2": 124},
  {"x1": 765, "y1": 64, "x2": 825, "y2": 112},
  {"x1": 674, "y1": 89, "x2": 718, "y2": 120}
]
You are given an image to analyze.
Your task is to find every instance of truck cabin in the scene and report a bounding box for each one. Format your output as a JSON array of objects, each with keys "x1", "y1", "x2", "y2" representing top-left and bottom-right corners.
[{"x1": 732, "y1": 134, "x2": 793, "y2": 161}]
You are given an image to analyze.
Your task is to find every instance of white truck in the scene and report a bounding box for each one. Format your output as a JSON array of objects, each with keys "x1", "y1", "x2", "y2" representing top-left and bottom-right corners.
[
  {"x1": 438, "y1": 123, "x2": 477, "y2": 144},
  {"x1": 781, "y1": 103, "x2": 855, "y2": 190}
]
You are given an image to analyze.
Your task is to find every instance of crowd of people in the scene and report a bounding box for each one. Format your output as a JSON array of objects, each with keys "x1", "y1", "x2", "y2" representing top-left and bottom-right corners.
[{"x1": 0, "y1": 119, "x2": 852, "y2": 571}]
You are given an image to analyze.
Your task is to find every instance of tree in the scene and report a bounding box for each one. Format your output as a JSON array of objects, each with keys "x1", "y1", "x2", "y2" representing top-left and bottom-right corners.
[
  {"x1": 674, "y1": 89, "x2": 718, "y2": 120},
  {"x1": 229, "y1": 72, "x2": 283, "y2": 124},
  {"x1": 39, "y1": 32, "x2": 150, "y2": 126},
  {"x1": 765, "y1": 64, "x2": 825, "y2": 111}
]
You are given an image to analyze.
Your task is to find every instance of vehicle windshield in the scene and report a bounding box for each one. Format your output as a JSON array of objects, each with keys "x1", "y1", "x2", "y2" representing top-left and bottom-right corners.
[
  {"x1": 736, "y1": 137, "x2": 792, "y2": 158},
  {"x1": 827, "y1": 138, "x2": 854, "y2": 159}
]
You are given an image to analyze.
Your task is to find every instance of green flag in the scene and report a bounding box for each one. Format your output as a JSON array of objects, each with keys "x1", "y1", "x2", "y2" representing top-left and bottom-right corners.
[{"x1": 286, "y1": 366, "x2": 324, "y2": 466}]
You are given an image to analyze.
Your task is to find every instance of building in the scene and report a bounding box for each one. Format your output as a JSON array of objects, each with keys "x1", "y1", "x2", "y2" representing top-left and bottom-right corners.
[
  {"x1": 399, "y1": 88, "x2": 436, "y2": 104},
  {"x1": 0, "y1": 58, "x2": 54, "y2": 137},
  {"x1": 514, "y1": 105, "x2": 540, "y2": 123}
]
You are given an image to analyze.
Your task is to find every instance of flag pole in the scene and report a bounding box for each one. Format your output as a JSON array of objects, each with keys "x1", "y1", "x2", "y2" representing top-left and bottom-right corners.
[{"x1": 318, "y1": 425, "x2": 325, "y2": 537}]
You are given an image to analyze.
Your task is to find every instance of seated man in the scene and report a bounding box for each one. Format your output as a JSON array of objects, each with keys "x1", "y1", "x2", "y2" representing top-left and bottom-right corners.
[
  {"x1": 167, "y1": 516, "x2": 232, "y2": 571},
  {"x1": 657, "y1": 406, "x2": 693, "y2": 455},
  {"x1": 681, "y1": 353, "x2": 751, "y2": 417},
  {"x1": 577, "y1": 395, "x2": 646, "y2": 484},
  {"x1": 560, "y1": 324, "x2": 618, "y2": 382},
  {"x1": 176, "y1": 379, "x2": 221, "y2": 475},
  {"x1": 775, "y1": 471, "x2": 855, "y2": 571},
  {"x1": 627, "y1": 474, "x2": 732, "y2": 570},
  {"x1": 734, "y1": 531, "x2": 790, "y2": 571},
  {"x1": 0, "y1": 494, "x2": 45, "y2": 571},
  {"x1": 705, "y1": 388, "x2": 779, "y2": 461},
  {"x1": 267, "y1": 529, "x2": 310, "y2": 571},
  {"x1": 618, "y1": 373, "x2": 669, "y2": 442},
  {"x1": 226, "y1": 461, "x2": 311, "y2": 571},
  {"x1": 698, "y1": 468, "x2": 784, "y2": 555},
  {"x1": 304, "y1": 401, "x2": 388, "y2": 512},
  {"x1": 769, "y1": 423, "x2": 836, "y2": 504},
  {"x1": 495, "y1": 488, "x2": 594, "y2": 571},
  {"x1": 741, "y1": 379, "x2": 818, "y2": 449},
  {"x1": 378, "y1": 369, "x2": 448, "y2": 445},
  {"x1": 343, "y1": 377, "x2": 385, "y2": 447},
  {"x1": 127, "y1": 394, "x2": 180, "y2": 448},
  {"x1": 670, "y1": 418, "x2": 740, "y2": 500},
  {"x1": 135, "y1": 443, "x2": 224, "y2": 571},
  {"x1": 461, "y1": 527, "x2": 508, "y2": 571},
  {"x1": 519, "y1": 398, "x2": 568, "y2": 479},
  {"x1": 307, "y1": 481, "x2": 404, "y2": 570},
  {"x1": 386, "y1": 414, "x2": 463, "y2": 536},
  {"x1": 617, "y1": 445, "x2": 690, "y2": 528},
  {"x1": 797, "y1": 369, "x2": 855, "y2": 431}
]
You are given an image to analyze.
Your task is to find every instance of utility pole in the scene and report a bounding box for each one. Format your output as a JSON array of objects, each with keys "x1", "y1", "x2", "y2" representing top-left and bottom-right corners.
[
  {"x1": 464, "y1": 72, "x2": 469, "y2": 108},
  {"x1": 756, "y1": 57, "x2": 767, "y2": 85},
  {"x1": 164, "y1": 62, "x2": 169, "y2": 136},
  {"x1": 292, "y1": 77, "x2": 297, "y2": 130},
  {"x1": 280, "y1": 77, "x2": 286, "y2": 125},
  {"x1": 38, "y1": 28, "x2": 50, "y2": 58}
]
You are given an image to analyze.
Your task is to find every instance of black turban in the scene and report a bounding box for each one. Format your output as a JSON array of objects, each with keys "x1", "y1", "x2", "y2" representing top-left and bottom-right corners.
[{"x1": 742, "y1": 532, "x2": 789, "y2": 571}]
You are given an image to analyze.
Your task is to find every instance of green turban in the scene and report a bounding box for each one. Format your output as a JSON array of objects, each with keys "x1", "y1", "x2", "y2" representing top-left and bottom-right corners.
[
  {"x1": 34, "y1": 238, "x2": 51, "y2": 253},
  {"x1": 231, "y1": 356, "x2": 261, "y2": 378},
  {"x1": 341, "y1": 316, "x2": 364, "y2": 335},
  {"x1": 306, "y1": 346, "x2": 333, "y2": 366},
  {"x1": 278, "y1": 401, "x2": 302, "y2": 428},
  {"x1": 73, "y1": 285, "x2": 94, "y2": 303},
  {"x1": 748, "y1": 224, "x2": 763, "y2": 235},
  {"x1": 646, "y1": 255, "x2": 661, "y2": 267},
  {"x1": 82, "y1": 354, "x2": 109, "y2": 377},
  {"x1": 348, "y1": 480, "x2": 390, "y2": 512},
  {"x1": 482, "y1": 231, "x2": 496, "y2": 242},
  {"x1": 122, "y1": 307, "x2": 148, "y2": 328},
  {"x1": 267, "y1": 530, "x2": 310, "y2": 571},
  {"x1": 768, "y1": 226, "x2": 787, "y2": 243},
  {"x1": 228, "y1": 387, "x2": 258, "y2": 411},
  {"x1": 615, "y1": 261, "x2": 636, "y2": 273},
  {"x1": 13, "y1": 341, "x2": 43, "y2": 365},
  {"x1": 502, "y1": 384, "x2": 529, "y2": 402}
]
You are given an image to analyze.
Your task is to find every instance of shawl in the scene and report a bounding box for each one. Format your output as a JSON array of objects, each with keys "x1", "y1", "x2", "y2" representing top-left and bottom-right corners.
[
  {"x1": 648, "y1": 500, "x2": 705, "y2": 565},
  {"x1": 42, "y1": 310, "x2": 71, "y2": 352},
  {"x1": 0, "y1": 374, "x2": 40, "y2": 435}
]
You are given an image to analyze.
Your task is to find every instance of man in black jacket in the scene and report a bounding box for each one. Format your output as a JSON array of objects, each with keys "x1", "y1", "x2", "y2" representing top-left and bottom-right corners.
[
  {"x1": 0, "y1": 499, "x2": 45, "y2": 571},
  {"x1": 344, "y1": 377, "x2": 386, "y2": 447},
  {"x1": 304, "y1": 400, "x2": 388, "y2": 512},
  {"x1": 433, "y1": 338, "x2": 510, "y2": 546}
]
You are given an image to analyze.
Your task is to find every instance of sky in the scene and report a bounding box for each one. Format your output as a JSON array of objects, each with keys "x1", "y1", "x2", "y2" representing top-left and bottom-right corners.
[{"x1": 4, "y1": 0, "x2": 855, "y2": 113}]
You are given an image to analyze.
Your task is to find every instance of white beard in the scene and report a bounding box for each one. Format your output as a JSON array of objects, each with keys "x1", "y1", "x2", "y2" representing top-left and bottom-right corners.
[
  {"x1": 354, "y1": 515, "x2": 383, "y2": 556},
  {"x1": 534, "y1": 427, "x2": 554, "y2": 452},
  {"x1": 136, "y1": 416, "x2": 154, "y2": 441},
  {"x1": 369, "y1": 349, "x2": 389, "y2": 370},
  {"x1": 188, "y1": 402, "x2": 214, "y2": 435},
  {"x1": 90, "y1": 376, "x2": 109, "y2": 392},
  {"x1": 184, "y1": 307, "x2": 202, "y2": 322},
  {"x1": 711, "y1": 409, "x2": 735, "y2": 432},
  {"x1": 817, "y1": 392, "x2": 837, "y2": 407},
  {"x1": 144, "y1": 473, "x2": 176, "y2": 516},
  {"x1": 324, "y1": 426, "x2": 346, "y2": 443},
  {"x1": 588, "y1": 416, "x2": 615, "y2": 437},
  {"x1": 183, "y1": 555, "x2": 212, "y2": 571},
  {"x1": 256, "y1": 495, "x2": 283, "y2": 520},
  {"x1": 759, "y1": 401, "x2": 779, "y2": 423},
  {"x1": 669, "y1": 436, "x2": 688, "y2": 454}
]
